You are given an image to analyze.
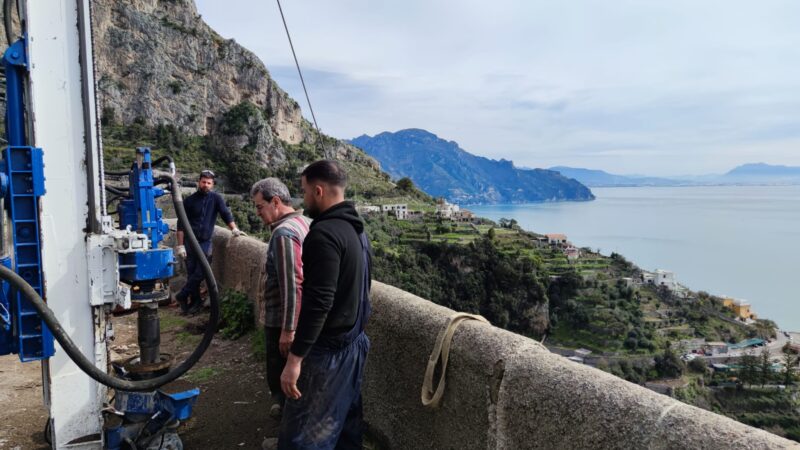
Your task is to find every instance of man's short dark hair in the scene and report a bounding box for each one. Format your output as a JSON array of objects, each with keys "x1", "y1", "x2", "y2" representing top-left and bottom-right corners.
[{"x1": 301, "y1": 160, "x2": 348, "y2": 188}]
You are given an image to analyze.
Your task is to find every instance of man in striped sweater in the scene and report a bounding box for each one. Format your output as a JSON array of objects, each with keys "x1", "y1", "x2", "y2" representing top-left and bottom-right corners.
[{"x1": 250, "y1": 178, "x2": 312, "y2": 419}]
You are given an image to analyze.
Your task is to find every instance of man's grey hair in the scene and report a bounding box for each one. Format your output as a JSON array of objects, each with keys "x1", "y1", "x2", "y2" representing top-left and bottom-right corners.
[{"x1": 250, "y1": 177, "x2": 292, "y2": 204}]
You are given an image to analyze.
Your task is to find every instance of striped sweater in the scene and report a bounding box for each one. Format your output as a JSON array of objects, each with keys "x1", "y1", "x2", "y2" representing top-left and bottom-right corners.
[{"x1": 260, "y1": 211, "x2": 312, "y2": 330}]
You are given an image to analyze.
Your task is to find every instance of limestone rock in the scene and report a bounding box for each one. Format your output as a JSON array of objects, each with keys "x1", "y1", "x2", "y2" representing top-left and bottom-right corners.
[{"x1": 92, "y1": 0, "x2": 305, "y2": 142}]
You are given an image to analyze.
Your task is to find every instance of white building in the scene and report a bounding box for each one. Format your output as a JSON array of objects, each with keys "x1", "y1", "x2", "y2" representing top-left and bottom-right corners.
[
  {"x1": 382, "y1": 204, "x2": 408, "y2": 220},
  {"x1": 574, "y1": 348, "x2": 592, "y2": 358},
  {"x1": 564, "y1": 246, "x2": 581, "y2": 261},
  {"x1": 357, "y1": 205, "x2": 380, "y2": 215},
  {"x1": 641, "y1": 270, "x2": 679, "y2": 291},
  {"x1": 435, "y1": 200, "x2": 460, "y2": 219},
  {"x1": 654, "y1": 269, "x2": 678, "y2": 290},
  {"x1": 545, "y1": 233, "x2": 568, "y2": 245}
]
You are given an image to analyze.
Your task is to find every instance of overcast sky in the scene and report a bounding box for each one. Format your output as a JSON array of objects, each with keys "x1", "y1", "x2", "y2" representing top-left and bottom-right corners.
[{"x1": 196, "y1": 0, "x2": 800, "y2": 176}]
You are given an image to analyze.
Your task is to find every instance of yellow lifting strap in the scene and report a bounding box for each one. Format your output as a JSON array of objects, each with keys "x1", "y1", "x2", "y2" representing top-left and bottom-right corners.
[{"x1": 421, "y1": 313, "x2": 490, "y2": 408}]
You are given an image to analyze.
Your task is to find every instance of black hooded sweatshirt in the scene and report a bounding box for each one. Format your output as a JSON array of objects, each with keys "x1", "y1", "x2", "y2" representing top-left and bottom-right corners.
[{"x1": 291, "y1": 201, "x2": 369, "y2": 357}]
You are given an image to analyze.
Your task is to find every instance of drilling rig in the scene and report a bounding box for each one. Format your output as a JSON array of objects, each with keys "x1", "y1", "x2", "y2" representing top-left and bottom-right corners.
[{"x1": 0, "y1": 1, "x2": 219, "y2": 448}]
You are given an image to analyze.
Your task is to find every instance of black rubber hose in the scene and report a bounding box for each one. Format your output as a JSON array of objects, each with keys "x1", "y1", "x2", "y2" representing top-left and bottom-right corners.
[
  {"x1": 154, "y1": 176, "x2": 172, "y2": 187},
  {"x1": 0, "y1": 175, "x2": 219, "y2": 391},
  {"x1": 151, "y1": 155, "x2": 175, "y2": 168},
  {"x1": 4, "y1": 0, "x2": 14, "y2": 46},
  {"x1": 105, "y1": 186, "x2": 129, "y2": 196},
  {"x1": 107, "y1": 156, "x2": 174, "y2": 177},
  {"x1": 104, "y1": 170, "x2": 131, "y2": 177}
]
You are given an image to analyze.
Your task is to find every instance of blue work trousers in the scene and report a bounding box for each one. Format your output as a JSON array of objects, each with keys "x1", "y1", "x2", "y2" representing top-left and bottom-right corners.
[{"x1": 278, "y1": 332, "x2": 370, "y2": 450}]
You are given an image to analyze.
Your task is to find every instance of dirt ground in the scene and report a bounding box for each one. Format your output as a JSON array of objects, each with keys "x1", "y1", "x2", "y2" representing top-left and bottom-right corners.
[{"x1": 0, "y1": 303, "x2": 278, "y2": 449}]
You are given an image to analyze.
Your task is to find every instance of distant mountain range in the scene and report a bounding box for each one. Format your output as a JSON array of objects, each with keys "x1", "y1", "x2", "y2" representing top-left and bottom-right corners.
[
  {"x1": 349, "y1": 129, "x2": 594, "y2": 204},
  {"x1": 548, "y1": 167, "x2": 678, "y2": 187},
  {"x1": 549, "y1": 163, "x2": 800, "y2": 187}
]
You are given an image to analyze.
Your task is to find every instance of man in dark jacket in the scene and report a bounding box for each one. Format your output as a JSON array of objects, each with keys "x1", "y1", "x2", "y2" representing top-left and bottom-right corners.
[
  {"x1": 275, "y1": 160, "x2": 372, "y2": 450},
  {"x1": 175, "y1": 170, "x2": 243, "y2": 314}
]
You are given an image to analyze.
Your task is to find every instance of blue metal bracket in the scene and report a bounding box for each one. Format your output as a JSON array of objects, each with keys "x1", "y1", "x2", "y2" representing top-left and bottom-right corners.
[
  {"x1": 1, "y1": 146, "x2": 53, "y2": 360},
  {"x1": 105, "y1": 388, "x2": 200, "y2": 450},
  {"x1": 0, "y1": 38, "x2": 54, "y2": 360}
]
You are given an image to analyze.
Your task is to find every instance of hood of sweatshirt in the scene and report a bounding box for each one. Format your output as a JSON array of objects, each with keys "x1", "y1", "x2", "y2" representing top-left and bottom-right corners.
[{"x1": 311, "y1": 201, "x2": 364, "y2": 234}]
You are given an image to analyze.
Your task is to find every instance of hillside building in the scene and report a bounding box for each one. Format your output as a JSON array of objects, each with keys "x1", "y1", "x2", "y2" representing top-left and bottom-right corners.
[
  {"x1": 435, "y1": 200, "x2": 460, "y2": 219},
  {"x1": 722, "y1": 297, "x2": 757, "y2": 320},
  {"x1": 545, "y1": 233, "x2": 568, "y2": 246},
  {"x1": 357, "y1": 205, "x2": 380, "y2": 215},
  {"x1": 565, "y1": 246, "x2": 581, "y2": 261},
  {"x1": 382, "y1": 204, "x2": 408, "y2": 220}
]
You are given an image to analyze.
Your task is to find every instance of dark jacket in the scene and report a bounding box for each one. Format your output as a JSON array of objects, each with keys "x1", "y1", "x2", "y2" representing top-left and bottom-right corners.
[
  {"x1": 291, "y1": 201, "x2": 370, "y2": 357},
  {"x1": 177, "y1": 190, "x2": 234, "y2": 243}
]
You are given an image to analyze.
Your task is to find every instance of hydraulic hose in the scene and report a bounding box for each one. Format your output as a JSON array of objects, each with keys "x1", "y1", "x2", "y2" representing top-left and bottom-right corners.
[
  {"x1": 105, "y1": 186, "x2": 129, "y2": 196},
  {"x1": 4, "y1": 0, "x2": 14, "y2": 46},
  {"x1": 106, "y1": 156, "x2": 175, "y2": 178},
  {"x1": 0, "y1": 174, "x2": 219, "y2": 391},
  {"x1": 151, "y1": 156, "x2": 176, "y2": 176}
]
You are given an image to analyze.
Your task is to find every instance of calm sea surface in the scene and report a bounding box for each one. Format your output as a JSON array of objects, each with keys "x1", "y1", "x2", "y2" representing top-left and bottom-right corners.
[{"x1": 471, "y1": 186, "x2": 800, "y2": 331}]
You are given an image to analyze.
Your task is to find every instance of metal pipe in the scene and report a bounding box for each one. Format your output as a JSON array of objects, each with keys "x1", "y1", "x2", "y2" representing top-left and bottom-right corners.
[{"x1": 137, "y1": 304, "x2": 160, "y2": 365}]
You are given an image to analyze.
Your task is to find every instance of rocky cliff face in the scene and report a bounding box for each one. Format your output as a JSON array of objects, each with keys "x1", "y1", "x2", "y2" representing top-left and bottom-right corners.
[
  {"x1": 93, "y1": 0, "x2": 303, "y2": 141},
  {"x1": 90, "y1": 0, "x2": 379, "y2": 178}
]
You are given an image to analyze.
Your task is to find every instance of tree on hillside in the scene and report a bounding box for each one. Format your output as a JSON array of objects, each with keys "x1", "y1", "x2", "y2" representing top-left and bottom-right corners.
[
  {"x1": 656, "y1": 285, "x2": 674, "y2": 304},
  {"x1": 750, "y1": 320, "x2": 778, "y2": 340},
  {"x1": 396, "y1": 177, "x2": 414, "y2": 192},
  {"x1": 739, "y1": 352, "x2": 759, "y2": 386},
  {"x1": 688, "y1": 357, "x2": 708, "y2": 374},
  {"x1": 655, "y1": 342, "x2": 685, "y2": 378},
  {"x1": 782, "y1": 344, "x2": 799, "y2": 386},
  {"x1": 759, "y1": 351, "x2": 772, "y2": 387}
]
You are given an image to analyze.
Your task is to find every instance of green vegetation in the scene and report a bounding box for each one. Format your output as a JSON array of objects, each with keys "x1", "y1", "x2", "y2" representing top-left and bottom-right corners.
[
  {"x1": 176, "y1": 330, "x2": 201, "y2": 347},
  {"x1": 184, "y1": 366, "x2": 223, "y2": 384},
  {"x1": 159, "y1": 314, "x2": 187, "y2": 332},
  {"x1": 364, "y1": 213, "x2": 752, "y2": 355},
  {"x1": 160, "y1": 17, "x2": 199, "y2": 37},
  {"x1": 219, "y1": 289, "x2": 255, "y2": 339},
  {"x1": 676, "y1": 384, "x2": 800, "y2": 442},
  {"x1": 102, "y1": 102, "x2": 407, "y2": 202},
  {"x1": 103, "y1": 120, "x2": 213, "y2": 173}
]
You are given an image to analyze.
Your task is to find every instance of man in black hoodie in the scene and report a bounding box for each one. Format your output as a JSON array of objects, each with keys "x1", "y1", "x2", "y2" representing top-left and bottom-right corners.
[{"x1": 275, "y1": 160, "x2": 372, "y2": 450}]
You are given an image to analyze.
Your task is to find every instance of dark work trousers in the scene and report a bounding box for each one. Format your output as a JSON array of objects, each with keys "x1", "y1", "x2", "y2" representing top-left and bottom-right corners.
[
  {"x1": 278, "y1": 332, "x2": 370, "y2": 450},
  {"x1": 279, "y1": 232, "x2": 373, "y2": 450},
  {"x1": 178, "y1": 241, "x2": 212, "y2": 311},
  {"x1": 266, "y1": 327, "x2": 287, "y2": 405}
]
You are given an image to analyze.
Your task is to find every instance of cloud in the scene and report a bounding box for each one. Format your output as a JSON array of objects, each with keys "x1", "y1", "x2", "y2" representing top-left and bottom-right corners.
[{"x1": 197, "y1": 0, "x2": 800, "y2": 175}]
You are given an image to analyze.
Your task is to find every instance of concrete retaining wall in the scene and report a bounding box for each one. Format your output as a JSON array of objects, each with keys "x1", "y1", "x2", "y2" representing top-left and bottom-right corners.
[{"x1": 196, "y1": 228, "x2": 798, "y2": 449}]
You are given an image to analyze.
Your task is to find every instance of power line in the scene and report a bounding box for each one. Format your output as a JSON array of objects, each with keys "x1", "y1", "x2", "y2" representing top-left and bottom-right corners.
[{"x1": 275, "y1": 0, "x2": 327, "y2": 155}]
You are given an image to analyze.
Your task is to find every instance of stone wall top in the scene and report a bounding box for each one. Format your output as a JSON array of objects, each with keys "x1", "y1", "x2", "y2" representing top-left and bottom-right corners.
[{"x1": 188, "y1": 226, "x2": 798, "y2": 449}]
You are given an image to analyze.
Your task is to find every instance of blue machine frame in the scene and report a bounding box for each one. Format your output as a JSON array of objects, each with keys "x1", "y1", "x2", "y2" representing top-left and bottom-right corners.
[
  {"x1": 118, "y1": 147, "x2": 174, "y2": 284},
  {"x1": 0, "y1": 38, "x2": 54, "y2": 361}
]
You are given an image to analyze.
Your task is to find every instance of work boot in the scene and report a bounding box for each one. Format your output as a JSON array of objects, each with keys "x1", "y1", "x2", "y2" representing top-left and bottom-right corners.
[
  {"x1": 262, "y1": 437, "x2": 278, "y2": 450},
  {"x1": 187, "y1": 301, "x2": 203, "y2": 316},
  {"x1": 269, "y1": 402, "x2": 282, "y2": 419},
  {"x1": 175, "y1": 292, "x2": 190, "y2": 315}
]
